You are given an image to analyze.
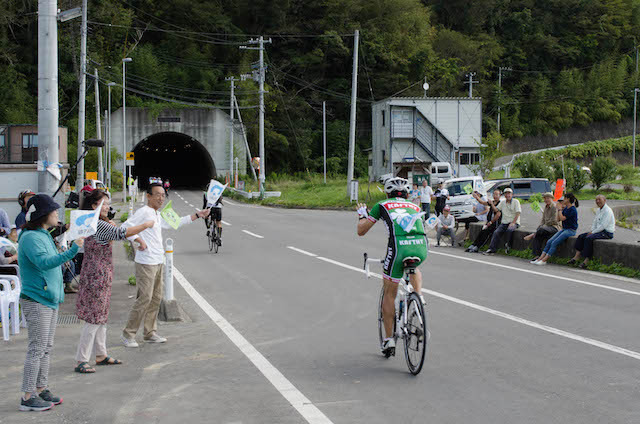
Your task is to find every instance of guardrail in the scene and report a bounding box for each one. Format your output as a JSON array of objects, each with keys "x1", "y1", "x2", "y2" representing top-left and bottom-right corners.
[{"x1": 228, "y1": 187, "x2": 281, "y2": 199}]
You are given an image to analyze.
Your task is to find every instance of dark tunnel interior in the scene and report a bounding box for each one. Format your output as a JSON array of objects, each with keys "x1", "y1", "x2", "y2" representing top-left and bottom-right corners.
[{"x1": 133, "y1": 132, "x2": 216, "y2": 189}]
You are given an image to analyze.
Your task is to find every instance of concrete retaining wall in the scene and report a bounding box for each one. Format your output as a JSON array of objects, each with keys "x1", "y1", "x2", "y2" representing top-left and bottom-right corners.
[{"x1": 469, "y1": 223, "x2": 640, "y2": 270}]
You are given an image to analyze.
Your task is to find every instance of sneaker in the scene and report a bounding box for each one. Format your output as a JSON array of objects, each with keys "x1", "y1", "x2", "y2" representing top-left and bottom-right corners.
[
  {"x1": 529, "y1": 257, "x2": 539, "y2": 264},
  {"x1": 121, "y1": 335, "x2": 139, "y2": 348},
  {"x1": 465, "y1": 246, "x2": 472, "y2": 252},
  {"x1": 381, "y1": 338, "x2": 396, "y2": 357},
  {"x1": 436, "y1": 242, "x2": 441, "y2": 247},
  {"x1": 567, "y1": 258, "x2": 577, "y2": 265},
  {"x1": 38, "y1": 389, "x2": 62, "y2": 406},
  {"x1": 470, "y1": 246, "x2": 479, "y2": 253},
  {"x1": 483, "y1": 249, "x2": 496, "y2": 255},
  {"x1": 217, "y1": 238, "x2": 222, "y2": 246},
  {"x1": 20, "y1": 396, "x2": 53, "y2": 412},
  {"x1": 535, "y1": 260, "x2": 547, "y2": 266},
  {"x1": 144, "y1": 334, "x2": 167, "y2": 343},
  {"x1": 504, "y1": 243, "x2": 510, "y2": 254}
]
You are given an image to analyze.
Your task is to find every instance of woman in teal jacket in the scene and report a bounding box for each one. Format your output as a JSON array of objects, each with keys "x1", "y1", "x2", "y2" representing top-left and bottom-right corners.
[{"x1": 17, "y1": 194, "x2": 84, "y2": 412}]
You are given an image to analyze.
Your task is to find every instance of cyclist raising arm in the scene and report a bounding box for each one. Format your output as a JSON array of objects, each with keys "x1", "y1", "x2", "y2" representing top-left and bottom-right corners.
[
  {"x1": 202, "y1": 192, "x2": 223, "y2": 246},
  {"x1": 357, "y1": 177, "x2": 428, "y2": 356}
]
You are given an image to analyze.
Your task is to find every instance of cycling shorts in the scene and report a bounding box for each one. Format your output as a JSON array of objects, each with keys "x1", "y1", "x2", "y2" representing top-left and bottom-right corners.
[
  {"x1": 210, "y1": 207, "x2": 222, "y2": 222},
  {"x1": 382, "y1": 235, "x2": 428, "y2": 283}
]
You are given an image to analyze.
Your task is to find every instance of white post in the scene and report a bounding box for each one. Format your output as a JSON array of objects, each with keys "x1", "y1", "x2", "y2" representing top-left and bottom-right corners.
[
  {"x1": 94, "y1": 68, "x2": 103, "y2": 182},
  {"x1": 104, "y1": 109, "x2": 109, "y2": 187},
  {"x1": 497, "y1": 68, "x2": 502, "y2": 137},
  {"x1": 122, "y1": 58, "x2": 132, "y2": 200},
  {"x1": 108, "y1": 82, "x2": 115, "y2": 189},
  {"x1": 258, "y1": 36, "x2": 266, "y2": 196},
  {"x1": 323, "y1": 100, "x2": 327, "y2": 184},
  {"x1": 37, "y1": 0, "x2": 60, "y2": 201},
  {"x1": 228, "y1": 78, "x2": 235, "y2": 180},
  {"x1": 235, "y1": 157, "x2": 239, "y2": 188},
  {"x1": 76, "y1": 0, "x2": 88, "y2": 190},
  {"x1": 164, "y1": 238, "x2": 174, "y2": 301},
  {"x1": 347, "y1": 29, "x2": 359, "y2": 191}
]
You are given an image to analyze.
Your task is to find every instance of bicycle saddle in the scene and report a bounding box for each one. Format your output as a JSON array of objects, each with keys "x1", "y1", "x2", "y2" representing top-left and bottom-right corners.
[{"x1": 403, "y1": 257, "x2": 421, "y2": 272}]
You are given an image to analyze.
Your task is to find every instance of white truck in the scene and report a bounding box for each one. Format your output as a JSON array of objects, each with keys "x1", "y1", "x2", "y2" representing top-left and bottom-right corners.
[{"x1": 442, "y1": 176, "x2": 486, "y2": 220}]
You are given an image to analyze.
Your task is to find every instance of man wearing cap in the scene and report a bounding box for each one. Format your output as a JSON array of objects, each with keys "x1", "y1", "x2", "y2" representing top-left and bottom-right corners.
[
  {"x1": 568, "y1": 195, "x2": 615, "y2": 268},
  {"x1": 524, "y1": 192, "x2": 560, "y2": 261},
  {"x1": 485, "y1": 188, "x2": 521, "y2": 254},
  {"x1": 436, "y1": 205, "x2": 456, "y2": 247}
]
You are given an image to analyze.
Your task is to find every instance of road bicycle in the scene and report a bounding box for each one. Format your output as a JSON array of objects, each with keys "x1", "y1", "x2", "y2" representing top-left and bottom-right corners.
[
  {"x1": 364, "y1": 253, "x2": 427, "y2": 375},
  {"x1": 205, "y1": 217, "x2": 221, "y2": 253}
]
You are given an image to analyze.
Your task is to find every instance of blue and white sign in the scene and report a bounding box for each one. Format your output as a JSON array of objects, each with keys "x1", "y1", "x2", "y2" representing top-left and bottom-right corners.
[
  {"x1": 206, "y1": 180, "x2": 227, "y2": 206},
  {"x1": 67, "y1": 200, "x2": 103, "y2": 240},
  {"x1": 0, "y1": 237, "x2": 17, "y2": 255},
  {"x1": 425, "y1": 215, "x2": 438, "y2": 229}
]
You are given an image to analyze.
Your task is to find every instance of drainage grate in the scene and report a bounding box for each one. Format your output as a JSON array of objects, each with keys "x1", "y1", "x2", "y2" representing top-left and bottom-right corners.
[{"x1": 57, "y1": 314, "x2": 79, "y2": 325}]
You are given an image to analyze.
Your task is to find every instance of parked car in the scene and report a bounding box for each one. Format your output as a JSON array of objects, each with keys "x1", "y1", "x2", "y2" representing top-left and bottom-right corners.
[
  {"x1": 483, "y1": 178, "x2": 551, "y2": 200},
  {"x1": 431, "y1": 162, "x2": 453, "y2": 186},
  {"x1": 85, "y1": 179, "x2": 106, "y2": 190},
  {"x1": 443, "y1": 176, "x2": 486, "y2": 220}
]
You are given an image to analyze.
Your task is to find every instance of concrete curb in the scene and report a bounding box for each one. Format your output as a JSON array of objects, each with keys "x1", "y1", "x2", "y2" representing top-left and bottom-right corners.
[{"x1": 469, "y1": 223, "x2": 640, "y2": 271}]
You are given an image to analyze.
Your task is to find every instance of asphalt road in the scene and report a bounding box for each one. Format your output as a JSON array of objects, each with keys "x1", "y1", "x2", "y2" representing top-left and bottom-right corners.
[{"x1": 148, "y1": 189, "x2": 640, "y2": 424}]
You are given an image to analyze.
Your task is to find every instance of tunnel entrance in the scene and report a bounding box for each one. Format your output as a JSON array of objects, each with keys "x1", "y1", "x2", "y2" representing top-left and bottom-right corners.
[{"x1": 133, "y1": 132, "x2": 216, "y2": 189}]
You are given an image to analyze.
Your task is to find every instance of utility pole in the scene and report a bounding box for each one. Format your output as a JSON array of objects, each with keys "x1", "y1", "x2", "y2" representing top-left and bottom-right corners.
[
  {"x1": 94, "y1": 68, "x2": 103, "y2": 182},
  {"x1": 497, "y1": 67, "x2": 512, "y2": 139},
  {"x1": 104, "y1": 109, "x2": 109, "y2": 187},
  {"x1": 634, "y1": 88, "x2": 639, "y2": 168},
  {"x1": 107, "y1": 82, "x2": 116, "y2": 189},
  {"x1": 37, "y1": 0, "x2": 60, "y2": 201},
  {"x1": 323, "y1": 101, "x2": 327, "y2": 184},
  {"x1": 122, "y1": 58, "x2": 132, "y2": 200},
  {"x1": 233, "y1": 95, "x2": 258, "y2": 181},
  {"x1": 465, "y1": 72, "x2": 478, "y2": 98},
  {"x1": 226, "y1": 76, "x2": 239, "y2": 182},
  {"x1": 240, "y1": 37, "x2": 271, "y2": 196},
  {"x1": 347, "y1": 29, "x2": 360, "y2": 192},
  {"x1": 76, "y1": 0, "x2": 88, "y2": 190}
]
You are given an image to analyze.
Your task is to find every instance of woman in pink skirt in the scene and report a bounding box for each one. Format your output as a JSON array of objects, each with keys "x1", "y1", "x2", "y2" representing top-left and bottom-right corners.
[{"x1": 74, "y1": 190, "x2": 153, "y2": 373}]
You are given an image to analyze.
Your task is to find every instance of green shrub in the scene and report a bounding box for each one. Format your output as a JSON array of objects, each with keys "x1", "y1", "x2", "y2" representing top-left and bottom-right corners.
[
  {"x1": 590, "y1": 157, "x2": 618, "y2": 190},
  {"x1": 120, "y1": 212, "x2": 129, "y2": 222},
  {"x1": 128, "y1": 275, "x2": 136, "y2": 286},
  {"x1": 616, "y1": 165, "x2": 640, "y2": 181},
  {"x1": 566, "y1": 160, "x2": 588, "y2": 192},
  {"x1": 514, "y1": 154, "x2": 550, "y2": 179}
]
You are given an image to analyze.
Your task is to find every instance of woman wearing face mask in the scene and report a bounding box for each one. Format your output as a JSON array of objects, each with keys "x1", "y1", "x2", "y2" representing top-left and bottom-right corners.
[
  {"x1": 73, "y1": 190, "x2": 154, "y2": 374},
  {"x1": 532, "y1": 193, "x2": 579, "y2": 266},
  {"x1": 18, "y1": 195, "x2": 84, "y2": 412}
]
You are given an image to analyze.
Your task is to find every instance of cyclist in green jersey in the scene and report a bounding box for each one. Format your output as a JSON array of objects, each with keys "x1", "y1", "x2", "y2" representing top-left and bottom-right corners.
[{"x1": 357, "y1": 177, "x2": 428, "y2": 355}]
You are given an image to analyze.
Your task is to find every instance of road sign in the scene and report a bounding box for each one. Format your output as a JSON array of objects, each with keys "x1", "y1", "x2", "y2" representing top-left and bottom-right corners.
[
  {"x1": 85, "y1": 171, "x2": 97, "y2": 181},
  {"x1": 126, "y1": 152, "x2": 135, "y2": 166}
]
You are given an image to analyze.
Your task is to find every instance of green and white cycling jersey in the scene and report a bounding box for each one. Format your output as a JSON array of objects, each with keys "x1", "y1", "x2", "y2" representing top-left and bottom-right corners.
[{"x1": 368, "y1": 198, "x2": 428, "y2": 282}]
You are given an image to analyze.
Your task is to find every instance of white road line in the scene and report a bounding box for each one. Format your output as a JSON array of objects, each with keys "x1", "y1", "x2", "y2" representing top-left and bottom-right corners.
[
  {"x1": 188, "y1": 203, "x2": 194, "y2": 207},
  {"x1": 290, "y1": 249, "x2": 640, "y2": 362},
  {"x1": 221, "y1": 220, "x2": 232, "y2": 226},
  {"x1": 429, "y1": 250, "x2": 640, "y2": 297},
  {"x1": 173, "y1": 268, "x2": 333, "y2": 424},
  {"x1": 287, "y1": 246, "x2": 317, "y2": 257},
  {"x1": 242, "y1": 230, "x2": 264, "y2": 239}
]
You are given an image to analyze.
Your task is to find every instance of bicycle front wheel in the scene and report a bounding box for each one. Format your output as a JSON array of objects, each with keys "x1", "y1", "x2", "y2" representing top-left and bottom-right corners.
[
  {"x1": 404, "y1": 292, "x2": 427, "y2": 375},
  {"x1": 208, "y1": 229, "x2": 215, "y2": 252},
  {"x1": 213, "y1": 227, "x2": 220, "y2": 253}
]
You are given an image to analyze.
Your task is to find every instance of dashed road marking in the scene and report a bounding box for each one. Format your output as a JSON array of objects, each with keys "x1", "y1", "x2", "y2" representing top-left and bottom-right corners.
[
  {"x1": 221, "y1": 220, "x2": 232, "y2": 226},
  {"x1": 242, "y1": 230, "x2": 264, "y2": 239},
  {"x1": 287, "y1": 246, "x2": 317, "y2": 257}
]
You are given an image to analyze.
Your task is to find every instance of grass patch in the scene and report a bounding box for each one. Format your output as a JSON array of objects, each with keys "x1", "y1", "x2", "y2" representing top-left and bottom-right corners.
[
  {"x1": 128, "y1": 275, "x2": 136, "y2": 286},
  {"x1": 64, "y1": 209, "x2": 71, "y2": 225},
  {"x1": 232, "y1": 174, "x2": 387, "y2": 209},
  {"x1": 487, "y1": 169, "x2": 522, "y2": 180},
  {"x1": 574, "y1": 188, "x2": 640, "y2": 202},
  {"x1": 119, "y1": 212, "x2": 129, "y2": 222}
]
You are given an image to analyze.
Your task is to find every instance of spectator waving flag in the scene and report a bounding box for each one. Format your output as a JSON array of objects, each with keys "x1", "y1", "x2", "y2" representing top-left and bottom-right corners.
[
  {"x1": 67, "y1": 200, "x2": 103, "y2": 239},
  {"x1": 160, "y1": 200, "x2": 181, "y2": 229},
  {"x1": 206, "y1": 179, "x2": 227, "y2": 206}
]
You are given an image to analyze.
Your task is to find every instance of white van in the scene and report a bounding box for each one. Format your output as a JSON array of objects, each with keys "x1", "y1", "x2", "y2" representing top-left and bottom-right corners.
[
  {"x1": 442, "y1": 176, "x2": 486, "y2": 220},
  {"x1": 430, "y1": 162, "x2": 453, "y2": 186}
]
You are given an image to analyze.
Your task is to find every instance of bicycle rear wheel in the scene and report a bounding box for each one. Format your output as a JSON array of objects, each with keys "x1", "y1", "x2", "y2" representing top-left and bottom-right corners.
[
  {"x1": 213, "y1": 226, "x2": 220, "y2": 253},
  {"x1": 208, "y1": 228, "x2": 215, "y2": 252},
  {"x1": 403, "y1": 292, "x2": 427, "y2": 375},
  {"x1": 377, "y1": 285, "x2": 386, "y2": 356}
]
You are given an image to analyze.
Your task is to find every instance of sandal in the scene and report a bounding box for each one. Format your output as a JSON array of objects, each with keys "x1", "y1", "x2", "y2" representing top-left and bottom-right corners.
[
  {"x1": 567, "y1": 259, "x2": 577, "y2": 266},
  {"x1": 96, "y1": 356, "x2": 123, "y2": 366},
  {"x1": 74, "y1": 362, "x2": 96, "y2": 373}
]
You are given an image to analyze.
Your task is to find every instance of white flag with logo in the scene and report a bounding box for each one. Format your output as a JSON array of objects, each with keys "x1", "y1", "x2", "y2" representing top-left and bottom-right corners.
[
  {"x1": 425, "y1": 215, "x2": 438, "y2": 229},
  {"x1": 0, "y1": 237, "x2": 17, "y2": 255},
  {"x1": 67, "y1": 200, "x2": 103, "y2": 240},
  {"x1": 206, "y1": 180, "x2": 227, "y2": 206}
]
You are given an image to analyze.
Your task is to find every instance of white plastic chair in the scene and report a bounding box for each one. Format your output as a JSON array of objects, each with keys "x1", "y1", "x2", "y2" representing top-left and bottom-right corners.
[{"x1": 0, "y1": 275, "x2": 21, "y2": 341}]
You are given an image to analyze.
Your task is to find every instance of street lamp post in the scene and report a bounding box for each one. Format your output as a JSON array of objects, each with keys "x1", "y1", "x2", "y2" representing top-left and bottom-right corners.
[
  {"x1": 107, "y1": 82, "x2": 116, "y2": 188},
  {"x1": 122, "y1": 58, "x2": 132, "y2": 201},
  {"x1": 634, "y1": 88, "x2": 639, "y2": 168}
]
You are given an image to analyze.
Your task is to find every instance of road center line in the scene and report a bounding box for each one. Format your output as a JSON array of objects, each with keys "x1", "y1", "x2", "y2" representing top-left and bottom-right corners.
[
  {"x1": 291, "y1": 249, "x2": 640, "y2": 363},
  {"x1": 173, "y1": 267, "x2": 333, "y2": 424},
  {"x1": 429, "y1": 250, "x2": 640, "y2": 297},
  {"x1": 287, "y1": 246, "x2": 317, "y2": 257},
  {"x1": 242, "y1": 230, "x2": 264, "y2": 239},
  {"x1": 221, "y1": 220, "x2": 232, "y2": 226}
]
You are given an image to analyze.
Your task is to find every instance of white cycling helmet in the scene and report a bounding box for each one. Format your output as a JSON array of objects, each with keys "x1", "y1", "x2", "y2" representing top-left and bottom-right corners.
[{"x1": 384, "y1": 177, "x2": 411, "y2": 195}]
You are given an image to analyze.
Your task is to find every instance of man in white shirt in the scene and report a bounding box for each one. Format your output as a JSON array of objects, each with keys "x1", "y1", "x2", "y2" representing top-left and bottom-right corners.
[
  {"x1": 569, "y1": 195, "x2": 615, "y2": 269},
  {"x1": 485, "y1": 188, "x2": 521, "y2": 254},
  {"x1": 419, "y1": 180, "x2": 434, "y2": 215},
  {"x1": 120, "y1": 183, "x2": 210, "y2": 347}
]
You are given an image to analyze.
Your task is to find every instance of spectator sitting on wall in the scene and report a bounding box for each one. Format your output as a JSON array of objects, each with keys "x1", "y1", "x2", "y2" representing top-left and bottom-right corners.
[
  {"x1": 457, "y1": 190, "x2": 489, "y2": 245},
  {"x1": 436, "y1": 206, "x2": 456, "y2": 247},
  {"x1": 524, "y1": 192, "x2": 560, "y2": 262},
  {"x1": 15, "y1": 189, "x2": 36, "y2": 230},
  {"x1": 567, "y1": 195, "x2": 615, "y2": 269},
  {"x1": 533, "y1": 193, "x2": 580, "y2": 266},
  {"x1": 0, "y1": 207, "x2": 11, "y2": 236},
  {"x1": 484, "y1": 188, "x2": 521, "y2": 255},
  {"x1": 466, "y1": 189, "x2": 502, "y2": 253}
]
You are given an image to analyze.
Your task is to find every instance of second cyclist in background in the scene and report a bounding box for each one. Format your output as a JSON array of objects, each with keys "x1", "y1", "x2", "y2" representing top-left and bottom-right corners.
[
  {"x1": 356, "y1": 177, "x2": 428, "y2": 356},
  {"x1": 163, "y1": 179, "x2": 171, "y2": 196}
]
